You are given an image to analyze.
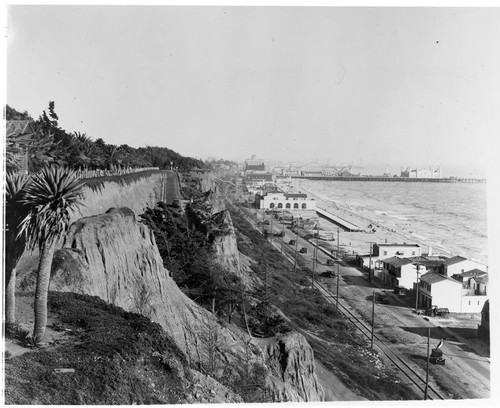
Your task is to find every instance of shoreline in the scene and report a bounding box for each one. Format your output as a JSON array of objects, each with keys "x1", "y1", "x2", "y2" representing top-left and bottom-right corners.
[{"x1": 293, "y1": 180, "x2": 459, "y2": 260}]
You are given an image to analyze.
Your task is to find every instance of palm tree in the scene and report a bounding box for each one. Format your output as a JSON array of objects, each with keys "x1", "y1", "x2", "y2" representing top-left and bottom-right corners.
[
  {"x1": 4, "y1": 173, "x2": 30, "y2": 324},
  {"x1": 19, "y1": 166, "x2": 85, "y2": 341}
]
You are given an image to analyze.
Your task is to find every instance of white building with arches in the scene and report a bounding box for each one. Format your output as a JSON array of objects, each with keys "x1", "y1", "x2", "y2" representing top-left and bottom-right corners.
[{"x1": 257, "y1": 192, "x2": 316, "y2": 211}]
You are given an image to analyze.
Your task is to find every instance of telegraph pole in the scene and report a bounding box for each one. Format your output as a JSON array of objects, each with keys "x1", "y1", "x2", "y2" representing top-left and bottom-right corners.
[
  {"x1": 424, "y1": 328, "x2": 430, "y2": 400},
  {"x1": 336, "y1": 228, "x2": 340, "y2": 309},
  {"x1": 368, "y1": 242, "x2": 373, "y2": 283},
  {"x1": 336, "y1": 228, "x2": 340, "y2": 259},
  {"x1": 280, "y1": 207, "x2": 285, "y2": 253},
  {"x1": 415, "y1": 263, "x2": 421, "y2": 311},
  {"x1": 336, "y1": 262, "x2": 340, "y2": 310},
  {"x1": 293, "y1": 218, "x2": 299, "y2": 274},
  {"x1": 371, "y1": 290, "x2": 375, "y2": 349}
]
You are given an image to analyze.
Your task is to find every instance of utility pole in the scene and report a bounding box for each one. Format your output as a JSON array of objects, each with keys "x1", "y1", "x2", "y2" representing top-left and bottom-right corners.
[
  {"x1": 424, "y1": 327, "x2": 430, "y2": 400},
  {"x1": 371, "y1": 290, "x2": 375, "y2": 349},
  {"x1": 368, "y1": 242, "x2": 373, "y2": 283},
  {"x1": 262, "y1": 205, "x2": 265, "y2": 235},
  {"x1": 336, "y1": 228, "x2": 340, "y2": 259},
  {"x1": 415, "y1": 264, "x2": 421, "y2": 312},
  {"x1": 293, "y1": 218, "x2": 299, "y2": 274},
  {"x1": 336, "y1": 262, "x2": 340, "y2": 310},
  {"x1": 312, "y1": 236, "x2": 317, "y2": 289},
  {"x1": 280, "y1": 208, "x2": 285, "y2": 253}
]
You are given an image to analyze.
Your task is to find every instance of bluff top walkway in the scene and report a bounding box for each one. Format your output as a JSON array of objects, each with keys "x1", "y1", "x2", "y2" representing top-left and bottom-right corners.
[{"x1": 316, "y1": 207, "x2": 364, "y2": 232}]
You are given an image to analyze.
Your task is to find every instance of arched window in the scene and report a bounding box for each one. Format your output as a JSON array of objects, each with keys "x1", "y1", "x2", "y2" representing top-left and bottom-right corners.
[
  {"x1": 293, "y1": 203, "x2": 299, "y2": 209},
  {"x1": 277, "y1": 203, "x2": 283, "y2": 209},
  {"x1": 286, "y1": 203, "x2": 291, "y2": 209},
  {"x1": 302, "y1": 203, "x2": 307, "y2": 209},
  {"x1": 269, "y1": 203, "x2": 275, "y2": 209}
]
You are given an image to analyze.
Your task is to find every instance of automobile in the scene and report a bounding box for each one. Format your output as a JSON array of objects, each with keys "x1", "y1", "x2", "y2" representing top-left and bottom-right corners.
[
  {"x1": 319, "y1": 271, "x2": 336, "y2": 278},
  {"x1": 299, "y1": 247, "x2": 308, "y2": 253},
  {"x1": 289, "y1": 239, "x2": 296, "y2": 245},
  {"x1": 326, "y1": 259, "x2": 335, "y2": 266},
  {"x1": 263, "y1": 220, "x2": 270, "y2": 225},
  {"x1": 430, "y1": 348, "x2": 445, "y2": 365}
]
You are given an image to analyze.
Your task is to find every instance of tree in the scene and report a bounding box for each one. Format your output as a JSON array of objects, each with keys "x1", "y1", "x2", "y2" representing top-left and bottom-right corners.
[
  {"x1": 4, "y1": 173, "x2": 30, "y2": 324},
  {"x1": 19, "y1": 166, "x2": 85, "y2": 341}
]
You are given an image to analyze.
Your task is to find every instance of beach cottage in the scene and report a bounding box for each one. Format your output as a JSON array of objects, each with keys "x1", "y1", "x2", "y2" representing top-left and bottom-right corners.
[
  {"x1": 382, "y1": 257, "x2": 427, "y2": 290},
  {"x1": 418, "y1": 272, "x2": 463, "y2": 312},
  {"x1": 441, "y1": 256, "x2": 487, "y2": 277}
]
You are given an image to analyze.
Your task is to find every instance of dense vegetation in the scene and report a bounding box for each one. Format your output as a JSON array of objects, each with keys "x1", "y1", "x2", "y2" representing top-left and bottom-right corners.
[{"x1": 6, "y1": 103, "x2": 205, "y2": 173}]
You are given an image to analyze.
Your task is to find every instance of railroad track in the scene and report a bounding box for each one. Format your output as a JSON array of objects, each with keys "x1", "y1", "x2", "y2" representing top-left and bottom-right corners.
[
  {"x1": 312, "y1": 279, "x2": 446, "y2": 400},
  {"x1": 225, "y1": 197, "x2": 447, "y2": 400}
]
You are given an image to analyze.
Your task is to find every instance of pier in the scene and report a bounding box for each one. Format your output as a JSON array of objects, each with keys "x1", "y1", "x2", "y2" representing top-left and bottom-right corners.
[
  {"x1": 293, "y1": 175, "x2": 486, "y2": 183},
  {"x1": 316, "y1": 207, "x2": 364, "y2": 232}
]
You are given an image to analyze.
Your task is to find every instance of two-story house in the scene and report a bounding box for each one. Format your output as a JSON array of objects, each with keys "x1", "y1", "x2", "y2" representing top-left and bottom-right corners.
[
  {"x1": 381, "y1": 257, "x2": 427, "y2": 289},
  {"x1": 441, "y1": 256, "x2": 487, "y2": 277},
  {"x1": 418, "y1": 272, "x2": 463, "y2": 312},
  {"x1": 357, "y1": 242, "x2": 421, "y2": 271}
]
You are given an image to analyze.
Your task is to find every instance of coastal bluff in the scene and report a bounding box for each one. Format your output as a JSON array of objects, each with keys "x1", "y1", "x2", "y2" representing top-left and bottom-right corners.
[{"x1": 48, "y1": 207, "x2": 324, "y2": 402}]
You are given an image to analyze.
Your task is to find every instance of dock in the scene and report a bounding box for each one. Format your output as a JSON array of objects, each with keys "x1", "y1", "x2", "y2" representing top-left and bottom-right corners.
[
  {"x1": 293, "y1": 175, "x2": 486, "y2": 184},
  {"x1": 316, "y1": 207, "x2": 364, "y2": 232}
]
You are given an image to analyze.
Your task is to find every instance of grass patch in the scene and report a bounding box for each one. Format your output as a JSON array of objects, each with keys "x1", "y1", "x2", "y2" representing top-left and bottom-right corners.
[{"x1": 4, "y1": 292, "x2": 190, "y2": 405}]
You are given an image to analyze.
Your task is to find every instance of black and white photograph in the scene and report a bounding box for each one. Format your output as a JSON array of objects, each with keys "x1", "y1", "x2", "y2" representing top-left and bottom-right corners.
[{"x1": 2, "y1": 1, "x2": 497, "y2": 405}]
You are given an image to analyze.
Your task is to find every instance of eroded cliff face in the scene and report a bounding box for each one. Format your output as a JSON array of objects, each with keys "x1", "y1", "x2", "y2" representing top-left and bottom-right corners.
[
  {"x1": 189, "y1": 187, "x2": 259, "y2": 289},
  {"x1": 50, "y1": 207, "x2": 324, "y2": 402}
]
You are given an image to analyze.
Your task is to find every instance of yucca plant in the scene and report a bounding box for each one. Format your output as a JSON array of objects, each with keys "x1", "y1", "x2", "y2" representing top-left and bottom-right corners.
[
  {"x1": 4, "y1": 172, "x2": 30, "y2": 324},
  {"x1": 19, "y1": 166, "x2": 85, "y2": 341}
]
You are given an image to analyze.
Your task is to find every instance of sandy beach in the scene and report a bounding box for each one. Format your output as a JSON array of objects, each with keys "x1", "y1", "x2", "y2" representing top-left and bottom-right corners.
[{"x1": 291, "y1": 179, "x2": 456, "y2": 259}]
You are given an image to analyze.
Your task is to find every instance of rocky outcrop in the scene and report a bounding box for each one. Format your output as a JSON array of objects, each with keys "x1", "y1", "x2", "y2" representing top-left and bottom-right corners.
[{"x1": 50, "y1": 208, "x2": 324, "y2": 402}]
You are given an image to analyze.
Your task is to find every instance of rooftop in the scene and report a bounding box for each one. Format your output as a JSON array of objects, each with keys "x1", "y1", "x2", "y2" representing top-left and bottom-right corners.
[
  {"x1": 382, "y1": 256, "x2": 413, "y2": 267},
  {"x1": 376, "y1": 243, "x2": 420, "y2": 247},
  {"x1": 420, "y1": 272, "x2": 461, "y2": 285},
  {"x1": 6, "y1": 120, "x2": 37, "y2": 139},
  {"x1": 443, "y1": 255, "x2": 468, "y2": 266}
]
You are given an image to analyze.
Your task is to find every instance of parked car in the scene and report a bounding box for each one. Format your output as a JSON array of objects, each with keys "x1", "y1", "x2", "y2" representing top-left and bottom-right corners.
[
  {"x1": 326, "y1": 259, "x2": 335, "y2": 266},
  {"x1": 289, "y1": 239, "x2": 296, "y2": 245},
  {"x1": 319, "y1": 271, "x2": 336, "y2": 278},
  {"x1": 299, "y1": 247, "x2": 308, "y2": 253},
  {"x1": 430, "y1": 348, "x2": 445, "y2": 365}
]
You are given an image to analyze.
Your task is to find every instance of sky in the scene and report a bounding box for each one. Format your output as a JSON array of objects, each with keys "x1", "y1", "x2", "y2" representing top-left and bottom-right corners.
[{"x1": 6, "y1": 4, "x2": 500, "y2": 176}]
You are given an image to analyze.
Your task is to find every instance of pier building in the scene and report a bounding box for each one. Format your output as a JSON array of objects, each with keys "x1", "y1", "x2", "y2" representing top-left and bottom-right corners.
[{"x1": 256, "y1": 191, "x2": 316, "y2": 211}]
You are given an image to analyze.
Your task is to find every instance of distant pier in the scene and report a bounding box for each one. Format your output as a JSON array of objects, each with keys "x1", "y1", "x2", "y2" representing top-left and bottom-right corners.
[{"x1": 293, "y1": 175, "x2": 486, "y2": 184}]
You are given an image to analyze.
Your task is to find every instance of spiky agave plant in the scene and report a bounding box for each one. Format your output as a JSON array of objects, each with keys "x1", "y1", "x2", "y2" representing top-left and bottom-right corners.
[
  {"x1": 5, "y1": 172, "x2": 30, "y2": 324},
  {"x1": 19, "y1": 166, "x2": 85, "y2": 341}
]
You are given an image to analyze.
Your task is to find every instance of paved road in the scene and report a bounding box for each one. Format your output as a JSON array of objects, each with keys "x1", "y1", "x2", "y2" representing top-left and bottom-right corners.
[
  {"x1": 161, "y1": 170, "x2": 183, "y2": 204},
  {"x1": 252, "y1": 207, "x2": 490, "y2": 399}
]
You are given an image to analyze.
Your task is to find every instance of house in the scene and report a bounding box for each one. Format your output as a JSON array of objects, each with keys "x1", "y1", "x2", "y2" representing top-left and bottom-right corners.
[
  {"x1": 357, "y1": 243, "x2": 421, "y2": 271},
  {"x1": 418, "y1": 272, "x2": 463, "y2": 312},
  {"x1": 477, "y1": 300, "x2": 489, "y2": 340},
  {"x1": 441, "y1": 256, "x2": 487, "y2": 277},
  {"x1": 381, "y1": 257, "x2": 427, "y2": 289},
  {"x1": 407, "y1": 255, "x2": 448, "y2": 274},
  {"x1": 373, "y1": 243, "x2": 421, "y2": 259},
  {"x1": 457, "y1": 269, "x2": 488, "y2": 296},
  {"x1": 419, "y1": 271, "x2": 488, "y2": 313},
  {"x1": 6, "y1": 120, "x2": 38, "y2": 173}
]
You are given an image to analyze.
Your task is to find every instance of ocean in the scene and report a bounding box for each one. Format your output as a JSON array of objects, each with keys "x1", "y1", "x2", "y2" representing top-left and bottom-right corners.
[{"x1": 297, "y1": 179, "x2": 488, "y2": 265}]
